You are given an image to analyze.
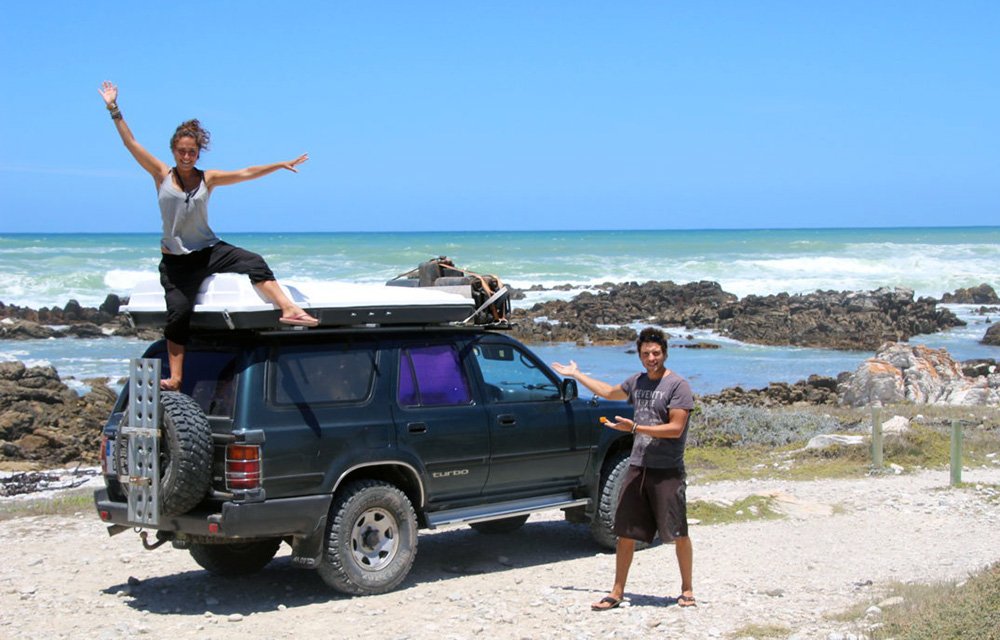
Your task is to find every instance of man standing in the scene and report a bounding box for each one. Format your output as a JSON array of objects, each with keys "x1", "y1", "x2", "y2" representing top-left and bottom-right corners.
[{"x1": 552, "y1": 327, "x2": 696, "y2": 611}]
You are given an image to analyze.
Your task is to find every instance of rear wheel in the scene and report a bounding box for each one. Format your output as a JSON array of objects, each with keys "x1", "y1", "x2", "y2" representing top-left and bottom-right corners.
[
  {"x1": 116, "y1": 391, "x2": 213, "y2": 517},
  {"x1": 317, "y1": 480, "x2": 418, "y2": 595},
  {"x1": 189, "y1": 539, "x2": 282, "y2": 577},
  {"x1": 469, "y1": 514, "x2": 529, "y2": 534}
]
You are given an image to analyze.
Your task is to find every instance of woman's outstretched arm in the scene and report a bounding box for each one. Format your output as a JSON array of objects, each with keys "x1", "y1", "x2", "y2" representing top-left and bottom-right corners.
[
  {"x1": 205, "y1": 154, "x2": 309, "y2": 188},
  {"x1": 99, "y1": 81, "x2": 169, "y2": 184}
]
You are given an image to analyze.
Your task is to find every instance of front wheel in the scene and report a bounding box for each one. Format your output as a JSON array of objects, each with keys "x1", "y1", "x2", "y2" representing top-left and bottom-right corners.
[
  {"x1": 590, "y1": 452, "x2": 649, "y2": 551},
  {"x1": 317, "y1": 480, "x2": 418, "y2": 596}
]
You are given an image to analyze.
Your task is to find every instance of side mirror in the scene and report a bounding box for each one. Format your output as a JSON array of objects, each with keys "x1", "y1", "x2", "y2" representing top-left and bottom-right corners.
[{"x1": 560, "y1": 378, "x2": 578, "y2": 402}]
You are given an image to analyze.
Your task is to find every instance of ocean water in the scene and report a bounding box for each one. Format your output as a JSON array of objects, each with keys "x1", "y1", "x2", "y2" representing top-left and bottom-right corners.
[{"x1": 1, "y1": 228, "x2": 998, "y2": 393}]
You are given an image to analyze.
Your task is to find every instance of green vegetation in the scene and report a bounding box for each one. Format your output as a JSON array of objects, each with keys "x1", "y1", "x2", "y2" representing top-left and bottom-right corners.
[
  {"x1": 688, "y1": 494, "x2": 782, "y2": 525},
  {"x1": 727, "y1": 623, "x2": 791, "y2": 639},
  {"x1": 686, "y1": 404, "x2": 1000, "y2": 483},
  {"x1": 829, "y1": 563, "x2": 1000, "y2": 640},
  {"x1": 686, "y1": 403, "x2": 1000, "y2": 640},
  {"x1": 0, "y1": 489, "x2": 93, "y2": 523}
]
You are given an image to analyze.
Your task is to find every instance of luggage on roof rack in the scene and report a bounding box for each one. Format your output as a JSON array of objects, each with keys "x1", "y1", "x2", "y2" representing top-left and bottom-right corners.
[
  {"x1": 121, "y1": 259, "x2": 510, "y2": 332},
  {"x1": 387, "y1": 256, "x2": 510, "y2": 327}
]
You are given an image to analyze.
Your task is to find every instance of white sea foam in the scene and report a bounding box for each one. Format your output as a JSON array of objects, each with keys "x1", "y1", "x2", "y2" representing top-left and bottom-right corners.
[{"x1": 104, "y1": 269, "x2": 156, "y2": 293}]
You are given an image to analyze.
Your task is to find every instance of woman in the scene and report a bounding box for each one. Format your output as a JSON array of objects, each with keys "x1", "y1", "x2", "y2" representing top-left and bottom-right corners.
[{"x1": 99, "y1": 80, "x2": 319, "y2": 391}]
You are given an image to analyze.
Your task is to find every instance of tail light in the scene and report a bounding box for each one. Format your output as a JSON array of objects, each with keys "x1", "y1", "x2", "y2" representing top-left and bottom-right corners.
[
  {"x1": 100, "y1": 435, "x2": 109, "y2": 474},
  {"x1": 226, "y1": 444, "x2": 261, "y2": 490}
]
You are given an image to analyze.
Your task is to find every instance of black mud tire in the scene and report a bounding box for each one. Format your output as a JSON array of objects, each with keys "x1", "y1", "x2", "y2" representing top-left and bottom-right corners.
[
  {"x1": 117, "y1": 391, "x2": 214, "y2": 517},
  {"x1": 317, "y1": 480, "x2": 418, "y2": 596},
  {"x1": 469, "y1": 514, "x2": 530, "y2": 534},
  {"x1": 590, "y1": 451, "x2": 649, "y2": 551},
  {"x1": 189, "y1": 539, "x2": 282, "y2": 577}
]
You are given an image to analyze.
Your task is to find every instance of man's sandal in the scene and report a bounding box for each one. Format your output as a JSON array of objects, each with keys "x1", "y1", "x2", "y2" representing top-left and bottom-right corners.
[
  {"x1": 677, "y1": 594, "x2": 697, "y2": 607},
  {"x1": 591, "y1": 596, "x2": 622, "y2": 611}
]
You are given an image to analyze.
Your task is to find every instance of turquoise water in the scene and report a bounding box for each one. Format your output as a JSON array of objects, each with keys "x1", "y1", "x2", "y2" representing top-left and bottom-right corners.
[
  {"x1": 1, "y1": 228, "x2": 998, "y2": 392},
  {"x1": 3, "y1": 227, "x2": 999, "y2": 308}
]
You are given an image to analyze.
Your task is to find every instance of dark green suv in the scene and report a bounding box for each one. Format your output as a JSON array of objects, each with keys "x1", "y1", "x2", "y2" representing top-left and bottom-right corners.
[{"x1": 94, "y1": 326, "x2": 634, "y2": 595}]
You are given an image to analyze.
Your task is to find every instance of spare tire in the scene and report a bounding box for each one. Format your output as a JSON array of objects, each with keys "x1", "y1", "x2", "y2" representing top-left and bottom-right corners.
[{"x1": 117, "y1": 391, "x2": 214, "y2": 517}]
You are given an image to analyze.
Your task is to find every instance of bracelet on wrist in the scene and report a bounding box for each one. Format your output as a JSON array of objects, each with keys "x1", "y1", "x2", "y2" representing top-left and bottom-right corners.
[
  {"x1": 631, "y1": 423, "x2": 638, "y2": 434},
  {"x1": 109, "y1": 107, "x2": 122, "y2": 120},
  {"x1": 105, "y1": 101, "x2": 118, "y2": 111}
]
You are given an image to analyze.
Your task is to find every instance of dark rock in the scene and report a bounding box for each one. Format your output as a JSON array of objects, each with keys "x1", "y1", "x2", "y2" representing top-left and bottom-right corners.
[
  {"x1": 99, "y1": 294, "x2": 122, "y2": 316},
  {"x1": 963, "y1": 359, "x2": 998, "y2": 378},
  {"x1": 984, "y1": 323, "x2": 1000, "y2": 346},
  {"x1": 940, "y1": 283, "x2": 1000, "y2": 304},
  {"x1": 717, "y1": 288, "x2": 963, "y2": 350},
  {"x1": 0, "y1": 320, "x2": 60, "y2": 340},
  {"x1": 63, "y1": 323, "x2": 107, "y2": 339},
  {"x1": 63, "y1": 299, "x2": 84, "y2": 320},
  {"x1": 511, "y1": 282, "x2": 961, "y2": 351},
  {"x1": 700, "y1": 375, "x2": 841, "y2": 407},
  {"x1": 0, "y1": 361, "x2": 115, "y2": 465}
]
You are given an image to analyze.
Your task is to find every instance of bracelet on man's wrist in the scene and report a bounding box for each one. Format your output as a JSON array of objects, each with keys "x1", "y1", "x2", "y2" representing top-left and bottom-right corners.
[
  {"x1": 105, "y1": 101, "x2": 118, "y2": 111},
  {"x1": 631, "y1": 423, "x2": 638, "y2": 434}
]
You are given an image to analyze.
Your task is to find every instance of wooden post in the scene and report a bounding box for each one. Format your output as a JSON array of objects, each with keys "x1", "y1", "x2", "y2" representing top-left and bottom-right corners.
[
  {"x1": 950, "y1": 420, "x2": 963, "y2": 486},
  {"x1": 871, "y1": 406, "x2": 883, "y2": 469}
]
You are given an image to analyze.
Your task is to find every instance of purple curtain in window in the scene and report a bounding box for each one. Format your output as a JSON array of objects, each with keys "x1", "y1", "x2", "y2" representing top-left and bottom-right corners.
[{"x1": 398, "y1": 345, "x2": 470, "y2": 406}]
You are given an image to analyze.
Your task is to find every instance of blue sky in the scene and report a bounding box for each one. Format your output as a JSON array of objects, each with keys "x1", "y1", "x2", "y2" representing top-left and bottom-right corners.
[{"x1": 1, "y1": 1, "x2": 997, "y2": 233}]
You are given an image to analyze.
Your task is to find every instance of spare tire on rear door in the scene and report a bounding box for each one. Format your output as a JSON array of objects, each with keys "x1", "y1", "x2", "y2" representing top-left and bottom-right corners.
[{"x1": 116, "y1": 391, "x2": 214, "y2": 517}]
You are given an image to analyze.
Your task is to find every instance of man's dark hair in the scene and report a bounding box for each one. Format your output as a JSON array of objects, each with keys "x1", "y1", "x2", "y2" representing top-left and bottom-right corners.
[{"x1": 636, "y1": 327, "x2": 668, "y2": 352}]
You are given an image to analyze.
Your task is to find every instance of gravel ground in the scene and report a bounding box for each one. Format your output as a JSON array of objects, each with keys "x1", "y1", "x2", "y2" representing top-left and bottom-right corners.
[{"x1": 2, "y1": 467, "x2": 999, "y2": 640}]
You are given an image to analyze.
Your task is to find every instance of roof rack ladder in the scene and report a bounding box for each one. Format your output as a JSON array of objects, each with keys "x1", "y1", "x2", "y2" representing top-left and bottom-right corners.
[{"x1": 123, "y1": 358, "x2": 161, "y2": 527}]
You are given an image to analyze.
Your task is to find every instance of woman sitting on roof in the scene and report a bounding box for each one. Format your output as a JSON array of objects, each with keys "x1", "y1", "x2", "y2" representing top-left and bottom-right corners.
[{"x1": 99, "y1": 81, "x2": 319, "y2": 391}]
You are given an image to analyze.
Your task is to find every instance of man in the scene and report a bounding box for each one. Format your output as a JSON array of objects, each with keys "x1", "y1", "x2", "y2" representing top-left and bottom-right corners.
[{"x1": 552, "y1": 327, "x2": 695, "y2": 611}]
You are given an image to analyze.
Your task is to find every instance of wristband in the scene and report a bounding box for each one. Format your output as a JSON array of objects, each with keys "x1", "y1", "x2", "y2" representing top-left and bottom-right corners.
[
  {"x1": 106, "y1": 101, "x2": 118, "y2": 111},
  {"x1": 631, "y1": 423, "x2": 638, "y2": 434}
]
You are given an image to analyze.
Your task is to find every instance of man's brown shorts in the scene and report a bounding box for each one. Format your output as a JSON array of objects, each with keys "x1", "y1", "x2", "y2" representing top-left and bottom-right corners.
[{"x1": 613, "y1": 465, "x2": 688, "y2": 544}]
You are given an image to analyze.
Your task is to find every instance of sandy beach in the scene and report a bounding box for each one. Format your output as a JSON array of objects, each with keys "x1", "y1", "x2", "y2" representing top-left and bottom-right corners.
[{"x1": 2, "y1": 467, "x2": 998, "y2": 640}]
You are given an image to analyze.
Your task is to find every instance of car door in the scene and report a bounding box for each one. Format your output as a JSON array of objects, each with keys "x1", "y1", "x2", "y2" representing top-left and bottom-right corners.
[
  {"x1": 391, "y1": 341, "x2": 490, "y2": 502},
  {"x1": 471, "y1": 338, "x2": 592, "y2": 495}
]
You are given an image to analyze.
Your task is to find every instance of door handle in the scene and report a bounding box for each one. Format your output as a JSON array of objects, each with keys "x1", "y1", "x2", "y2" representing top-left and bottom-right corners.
[
  {"x1": 407, "y1": 422, "x2": 428, "y2": 434},
  {"x1": 497, "y1": 414, "x2": 517, "y2": 427}
]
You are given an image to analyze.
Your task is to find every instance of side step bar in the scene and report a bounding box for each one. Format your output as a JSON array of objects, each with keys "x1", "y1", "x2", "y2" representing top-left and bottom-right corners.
[{"x1": 425, "y1": 493, "x2": 590, "y2": 529}]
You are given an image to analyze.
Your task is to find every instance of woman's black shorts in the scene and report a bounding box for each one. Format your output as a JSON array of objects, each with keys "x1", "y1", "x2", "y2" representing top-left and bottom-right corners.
[{"x1": 159, "y1": 241, "x2": 275, "y2": 345}]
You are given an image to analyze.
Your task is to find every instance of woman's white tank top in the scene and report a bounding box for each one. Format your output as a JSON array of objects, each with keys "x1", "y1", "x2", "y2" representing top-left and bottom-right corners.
[{"x1": 158, "y1": 169, "x2": 219, "y2": 254}]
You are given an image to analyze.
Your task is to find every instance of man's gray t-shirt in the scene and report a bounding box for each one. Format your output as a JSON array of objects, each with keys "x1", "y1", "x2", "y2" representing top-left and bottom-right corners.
[{"x1": 621, "y1": 371, "x2": 694, "y2": 470}]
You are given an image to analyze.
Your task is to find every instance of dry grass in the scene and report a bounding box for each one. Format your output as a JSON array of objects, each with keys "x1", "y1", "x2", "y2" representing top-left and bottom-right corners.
[
  {"x1": 828, "y1": 563, "x2": 1000, "y2": 640},
  {"x1": 0, "y1": 489, "x2": 94, "y2": 523}
]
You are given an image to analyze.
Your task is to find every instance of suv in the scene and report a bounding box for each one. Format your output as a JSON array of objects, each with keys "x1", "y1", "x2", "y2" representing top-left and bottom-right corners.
[{"x1": 94, "y1": 325, "x2": 635, "y2": 595}]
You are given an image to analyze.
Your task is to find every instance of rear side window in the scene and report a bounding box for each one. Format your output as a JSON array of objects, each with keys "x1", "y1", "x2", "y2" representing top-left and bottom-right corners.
[
  {"x1": 272, "y1": 343, "x2": 376, "y2": 405},
  {"x1": 149, "y1": 349, "x2": 240, "y2": 417},
  {"x1": 398, "y1": 344, "x2": 472, "y2": 407}
]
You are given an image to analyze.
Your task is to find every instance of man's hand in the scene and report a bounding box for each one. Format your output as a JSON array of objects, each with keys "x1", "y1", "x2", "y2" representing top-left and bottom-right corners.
[
  {"x1": 551, "y1": 360, "x2": 580, "y2": 377},
  {"x1": 600, "y1": 415, "x2": 635, "y2": 433}
]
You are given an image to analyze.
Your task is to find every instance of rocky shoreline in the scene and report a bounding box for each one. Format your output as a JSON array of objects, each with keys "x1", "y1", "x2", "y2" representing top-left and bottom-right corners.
[
  {"x1": 2, "y1": 280, "x2": 998, "y2": 349},
  {"x1": 509, "y1": 281, "x2": 999, "y2": 350},
  {"x1": 1, "y1": 281, "x2": 997, "y2": 468}
]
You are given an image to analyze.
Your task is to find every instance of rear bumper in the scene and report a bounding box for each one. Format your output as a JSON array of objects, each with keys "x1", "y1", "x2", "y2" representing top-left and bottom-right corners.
[{"x1": 93, "y1": 488, "x2": 330, "y2": 539}]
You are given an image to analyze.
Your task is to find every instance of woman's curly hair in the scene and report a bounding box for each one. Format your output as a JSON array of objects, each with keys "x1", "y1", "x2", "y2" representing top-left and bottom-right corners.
[{"x1": 170, "y1": 119, "x2": 211, "y2": 152}]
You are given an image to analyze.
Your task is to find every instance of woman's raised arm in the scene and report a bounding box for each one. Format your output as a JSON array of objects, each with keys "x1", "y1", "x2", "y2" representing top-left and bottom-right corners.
[{"x1": 99, "y1": 81, "x2": 168, "y2": 184}]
